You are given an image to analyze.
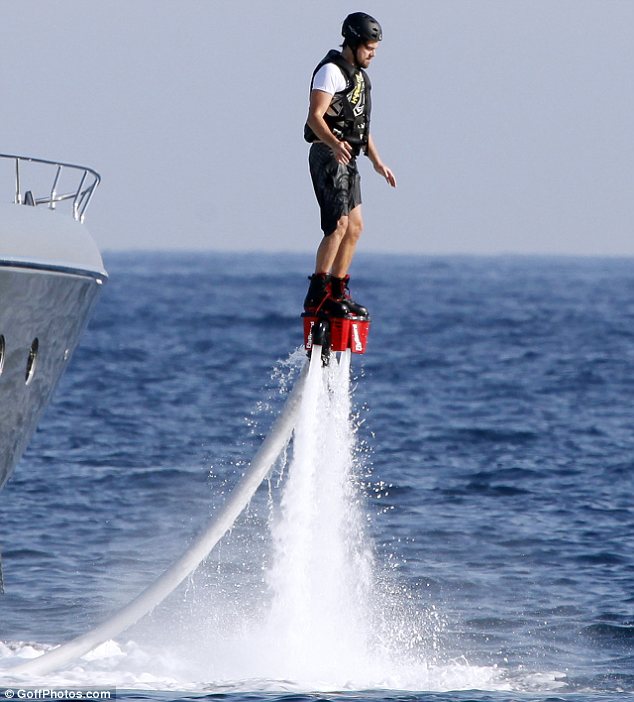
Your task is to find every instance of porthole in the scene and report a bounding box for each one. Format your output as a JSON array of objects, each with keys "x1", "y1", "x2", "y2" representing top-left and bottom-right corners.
[
  {"x1": 0, "y1": 335, "x2": 5, "y2": 375},
  {"x1": 25, "y1": 338, "x2": 39, "y2": 385}
]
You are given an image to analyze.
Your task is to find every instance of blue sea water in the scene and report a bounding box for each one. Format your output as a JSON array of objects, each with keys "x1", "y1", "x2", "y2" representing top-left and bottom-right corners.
[{"x1": 0, "y1": 252, "x2": 633, "y2": 702}]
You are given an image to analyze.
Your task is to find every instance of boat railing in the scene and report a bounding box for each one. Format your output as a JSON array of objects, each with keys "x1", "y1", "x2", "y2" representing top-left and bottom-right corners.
[{"x1": 0, "y1": 153, "x2": 101, "y2": 223}]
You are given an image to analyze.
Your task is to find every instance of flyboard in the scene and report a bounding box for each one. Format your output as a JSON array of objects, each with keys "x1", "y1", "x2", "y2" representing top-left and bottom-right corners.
[
  {"x1": 302, "y1": 307, "x2": 370, "y2": 364},
  {"x1": 9, "y1": 309, "x2": 369, "y2": 677}
]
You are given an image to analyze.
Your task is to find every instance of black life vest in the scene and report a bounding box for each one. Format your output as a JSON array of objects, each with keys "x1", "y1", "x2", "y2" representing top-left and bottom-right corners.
[{"x1": 304, "y1": 50, "x2": 372, "y2": 152}]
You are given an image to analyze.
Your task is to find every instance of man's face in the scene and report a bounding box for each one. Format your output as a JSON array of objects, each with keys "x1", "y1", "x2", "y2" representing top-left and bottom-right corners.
[{"x1": 356, "y1": 40, "x2": 379, "y2": 68}]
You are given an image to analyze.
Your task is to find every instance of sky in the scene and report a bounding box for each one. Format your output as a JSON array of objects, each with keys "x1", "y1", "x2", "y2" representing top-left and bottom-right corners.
[{"x1": 2, "y1": 0, "x2": 633, "y2": 256}]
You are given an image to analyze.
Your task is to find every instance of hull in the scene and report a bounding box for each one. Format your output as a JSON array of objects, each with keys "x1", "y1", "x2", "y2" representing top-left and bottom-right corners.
[
  {"x1": 0, "y1": 161, "x2": 106, "y2": 490},
  {"x1": 0, "y1": 265, "x2": 103, "y2": 489}
]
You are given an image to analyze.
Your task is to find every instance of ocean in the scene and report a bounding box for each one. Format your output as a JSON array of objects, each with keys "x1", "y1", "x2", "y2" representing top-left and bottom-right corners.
[{"x1": 0, "y1": 252, "x2": 632, "y2": 702}]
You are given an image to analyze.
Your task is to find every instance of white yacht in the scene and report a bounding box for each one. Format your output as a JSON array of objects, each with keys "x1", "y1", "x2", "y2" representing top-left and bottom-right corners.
[{"x1": 0, "y1": 154, "x2": 107, "y2": 492}]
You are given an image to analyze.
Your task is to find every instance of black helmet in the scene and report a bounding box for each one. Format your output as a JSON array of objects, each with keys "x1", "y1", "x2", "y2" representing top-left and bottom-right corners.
[{"x1": 342, "y1": 12, "x2": 383, "y2": 46}]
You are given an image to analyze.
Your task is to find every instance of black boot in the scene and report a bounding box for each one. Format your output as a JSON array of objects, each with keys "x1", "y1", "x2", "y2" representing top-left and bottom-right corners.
[
  {"x1": 303, "y1": 273, "x2": 349, "y2": 317},
  {"x1": 331, "y1": 275, "x2": 369, "y2": 318}
]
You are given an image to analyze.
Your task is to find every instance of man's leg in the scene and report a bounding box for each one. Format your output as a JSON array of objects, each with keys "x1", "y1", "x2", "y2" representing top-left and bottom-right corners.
[
  {"x1": 331, "y1": 205, "x2": 363, "y2": 278},
  {"x1": 305, "y1": 145, "x2": 363, "y2": 316},
  {"x1": 328, "y1": 206, "x2": 368, "y2": 317},
  {"x1": 314, "y1": 215, "x2": 349, "y2": 273},
  {"x1": 304, "y1": 214, "x2": 350, "y2": 316}
]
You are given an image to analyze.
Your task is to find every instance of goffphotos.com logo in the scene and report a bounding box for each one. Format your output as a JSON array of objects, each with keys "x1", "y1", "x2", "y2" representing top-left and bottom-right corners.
[{"x1": 3, "y1": 689, "x2": 112, "y2": 700}]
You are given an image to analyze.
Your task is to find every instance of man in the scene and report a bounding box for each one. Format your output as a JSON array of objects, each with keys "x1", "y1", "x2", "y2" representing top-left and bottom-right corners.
[{"x1": 303, "y1": 12, "x2": 396, "y2": 319}]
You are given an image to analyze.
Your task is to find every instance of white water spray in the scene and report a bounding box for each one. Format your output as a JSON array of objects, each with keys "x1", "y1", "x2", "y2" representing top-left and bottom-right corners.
[
  {"x1": 1, "y1": 348, "x2": 511, "y2": 693},
  {"x1": 263, "y1": 350, "x2": 376, "y2": 683}
]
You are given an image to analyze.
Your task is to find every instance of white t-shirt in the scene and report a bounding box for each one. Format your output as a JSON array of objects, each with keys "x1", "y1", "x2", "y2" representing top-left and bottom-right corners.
[{"x1": 311, "y1": 62, "x2": 347, "y2": 95}]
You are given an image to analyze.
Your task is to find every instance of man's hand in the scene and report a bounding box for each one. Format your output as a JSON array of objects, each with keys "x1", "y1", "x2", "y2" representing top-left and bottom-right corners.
[
  {"x1": 366, "y1": 134, "x2": 396, "y2": 187},
  {"x1": 374, "y1": 161, "x2": 397, "y2": 188},
  {"x1": 331, "y1": 139, "x2": 353, "y2": 165}
]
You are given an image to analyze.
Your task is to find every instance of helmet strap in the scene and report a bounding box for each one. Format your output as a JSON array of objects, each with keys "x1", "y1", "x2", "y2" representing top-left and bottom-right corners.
[
  {"x1": 343, "y1": 43, "x2": 361, "y2": 68},
  {"x1": 352, "y1": 45, "x2": 361, "y2": 68}
]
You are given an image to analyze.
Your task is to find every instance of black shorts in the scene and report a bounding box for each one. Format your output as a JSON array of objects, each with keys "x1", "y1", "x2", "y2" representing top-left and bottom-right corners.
[{"x1": 309, "y1": 142, "x2": 362, "y2": 236}]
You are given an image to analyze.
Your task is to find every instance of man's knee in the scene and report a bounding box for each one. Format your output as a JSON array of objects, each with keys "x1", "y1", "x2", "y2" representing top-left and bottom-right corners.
[
  {"x1": 330, "y1": 215, "x2": 349, "y2": 241},
  {"x1": 346, "y1": 214, "x2": 363, "y2": 243}
]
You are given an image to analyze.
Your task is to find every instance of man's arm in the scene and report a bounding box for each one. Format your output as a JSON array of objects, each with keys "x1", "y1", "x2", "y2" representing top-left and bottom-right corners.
[
  {"x1": 306, "y1": 89, "x2": 354, "y2": 165},
  {"x1": 366, "y1": 133, "x2": 397, "y2": 187}
]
